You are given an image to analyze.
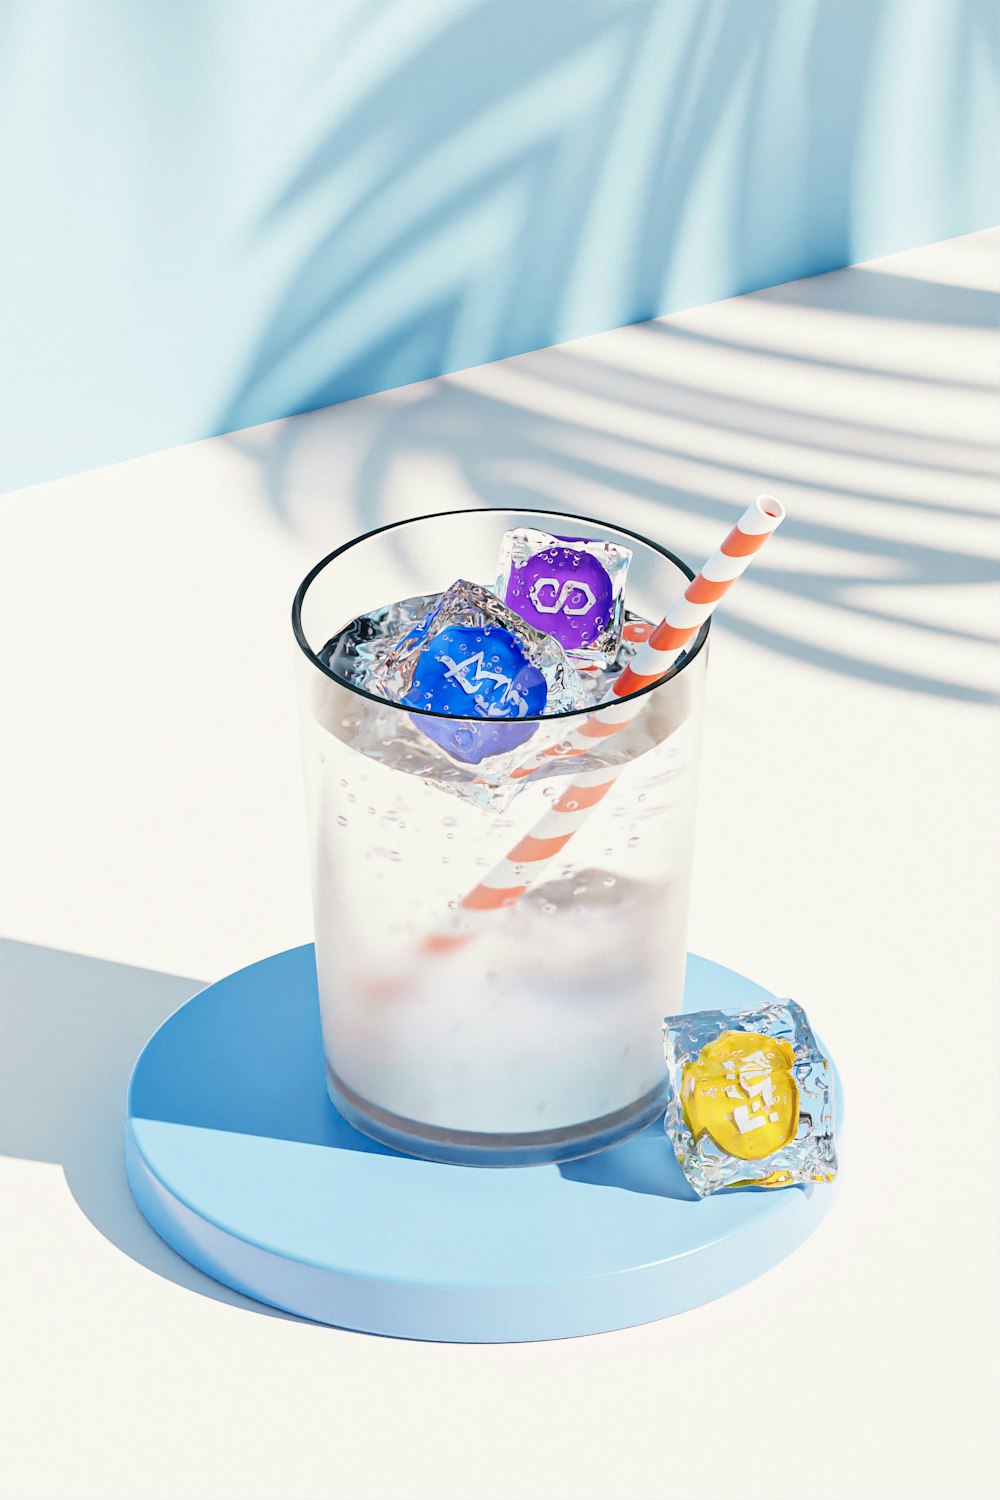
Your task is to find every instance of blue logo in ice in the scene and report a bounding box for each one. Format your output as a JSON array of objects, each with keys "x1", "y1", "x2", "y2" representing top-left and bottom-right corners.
[{"x1": 403, "y1": 624, "x2": 546, "y2": 764}]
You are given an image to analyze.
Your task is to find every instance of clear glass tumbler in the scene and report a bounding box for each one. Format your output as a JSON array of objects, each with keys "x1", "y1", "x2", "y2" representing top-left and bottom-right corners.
[{"x1": 293, "y1": 509, "x2": 708, "y2": 1164}]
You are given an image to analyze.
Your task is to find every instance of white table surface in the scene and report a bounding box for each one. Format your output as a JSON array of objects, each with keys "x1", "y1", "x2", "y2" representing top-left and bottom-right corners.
[{"x1": 1, "y1": 230, "x2": 997, "y2": 1500}]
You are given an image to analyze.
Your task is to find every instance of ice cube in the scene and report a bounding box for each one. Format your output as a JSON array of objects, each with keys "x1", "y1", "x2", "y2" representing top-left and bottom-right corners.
[
  {"x1": 662, "y1": 999, "x2": 837, "y2": 1197},
  {"x1": 320, "y1": 592, "x2": 440, "y2": 684},
  {"x1": 373, "y1": 580, "x2": 589, "y2": 766},
  {"x1": 497, "y1": 529, "x2": 632, "y2": 669},
  {"x1": 402, "y1": 623, "x2": 545, "y2": 764}
]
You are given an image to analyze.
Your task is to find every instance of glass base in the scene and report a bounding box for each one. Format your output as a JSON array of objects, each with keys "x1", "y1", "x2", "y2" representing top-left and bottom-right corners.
[{"x1": 325, "y1": 1064, "x2": 668, "y2": 1167}]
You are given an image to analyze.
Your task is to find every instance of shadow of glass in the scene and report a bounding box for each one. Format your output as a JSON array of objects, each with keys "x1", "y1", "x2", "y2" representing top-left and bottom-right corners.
[
  {"x1": 126, "y1": 941, "x2": 399, "y2": 1158},
  {"x1": 557, "y1": 1122, "x2": 699, "y2": 1202},
  {"x1": 0, "y1": 937, "x2": 306, "y2": 1319},
  {"x1": 2, "y1": 936, "x2": 711, "y2": 1311}
]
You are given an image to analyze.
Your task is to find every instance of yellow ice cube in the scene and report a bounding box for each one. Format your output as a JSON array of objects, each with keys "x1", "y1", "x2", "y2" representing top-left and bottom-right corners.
[{"x1": 680, "y1": 1031, "x2": 799, "y2": 1161}]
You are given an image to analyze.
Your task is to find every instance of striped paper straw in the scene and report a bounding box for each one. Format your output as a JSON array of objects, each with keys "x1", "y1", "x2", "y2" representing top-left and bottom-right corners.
[
  {"x1": 510, "y1": 493, "x2": 785, "y2": 779},
  {"x1": 421, "y1": 495, "x2": 784, "y2": 955}
]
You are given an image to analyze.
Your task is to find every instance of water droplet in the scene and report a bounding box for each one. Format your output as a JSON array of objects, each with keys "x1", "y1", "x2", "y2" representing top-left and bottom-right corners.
[
  {"x1": 346, "y1": 793, "x2": 356, "y2": 803},
  {"x1": 336, "y1": 815, "x2": 348, "y2": 827},
  {"x1": 367, "y1": 806, "x2": 376, "y2": 816},
  {"x1": 638, "y1": 793, "x2": 647, "y2": 803},
  {"x1": 446, "y1": 831, "x2": 454, "y2": 840},
  {"x1": 388, "y1": 850, "x2": 401, "y2": 862},
  {"x1": 572, "y1": 884, "x2": 587, "y2": 897},
  {"x1": 339, "y1": 779, "x2": 348, "y2": 788},
  {"x1": 602, "y1": 875, "x2": 616, "y2": 888},
  {"x1": 541, "y1": 901, "x2": 556, "y2": 915},
  {"x1": 627, "y1": 835, "x2": 640, "y2": 848}
]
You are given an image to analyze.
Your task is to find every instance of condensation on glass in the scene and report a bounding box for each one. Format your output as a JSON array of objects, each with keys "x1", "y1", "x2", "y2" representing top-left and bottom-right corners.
[{"x1": 293, "y1": 509, "x2": 708, "y2": 1165}]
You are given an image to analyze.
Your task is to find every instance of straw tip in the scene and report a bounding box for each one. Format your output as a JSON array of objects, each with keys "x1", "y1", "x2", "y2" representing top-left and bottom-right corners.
[{"x1": 755, "y1": 493, "x2": 785, "y2": 524}]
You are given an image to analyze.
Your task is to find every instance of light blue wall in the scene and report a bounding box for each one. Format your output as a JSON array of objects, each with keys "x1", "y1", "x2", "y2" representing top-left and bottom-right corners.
[{"x1": 1, "y1": 0, "x2": 997, "y2": 493}]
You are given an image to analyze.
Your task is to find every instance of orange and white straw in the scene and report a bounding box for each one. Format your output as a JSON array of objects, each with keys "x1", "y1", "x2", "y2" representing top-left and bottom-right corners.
[
  {"x1": 510, "y1": 492, "x2": 786, "y2": 780},
  {"x1": 421, "y1": 495, "x2": 785, "y2": 955}
]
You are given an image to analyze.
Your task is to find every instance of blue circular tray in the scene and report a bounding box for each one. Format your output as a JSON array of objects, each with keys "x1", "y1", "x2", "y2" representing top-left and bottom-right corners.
[{"x1": 125, "y1": 945, "x2": 840, "y2": 1341}]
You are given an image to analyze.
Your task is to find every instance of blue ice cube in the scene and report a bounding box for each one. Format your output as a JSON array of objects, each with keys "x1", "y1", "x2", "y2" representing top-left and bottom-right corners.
[
  {"x1": 402, "y1": 623, "x2": 546, "y2": 764},
  {"x1": 373, "y1": 579, "x2": 588, "y2": 766}
]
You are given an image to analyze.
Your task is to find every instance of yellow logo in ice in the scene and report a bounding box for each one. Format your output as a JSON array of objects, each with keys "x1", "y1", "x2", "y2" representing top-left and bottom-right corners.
[{"x1": 681, "y1": 1031, "x2": 799, "y2": 1161}]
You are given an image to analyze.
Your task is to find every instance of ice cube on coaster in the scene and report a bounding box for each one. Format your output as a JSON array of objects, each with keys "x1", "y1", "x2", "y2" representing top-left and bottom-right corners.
[
  {"x1": 662, "y1": 999, "x2": 837, "y2": 1198},
  {"x1": 497, "y1": 528, "x2": 632, "y2": 668},
  {"x1": 374, "y1": 580, "x2": 587, "y2": 766}
]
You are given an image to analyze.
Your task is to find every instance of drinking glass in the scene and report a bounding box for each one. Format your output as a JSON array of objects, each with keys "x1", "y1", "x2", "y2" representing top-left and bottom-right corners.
[{"x1": 293, "y1": 509, "x2": 709, "y2": 1164}]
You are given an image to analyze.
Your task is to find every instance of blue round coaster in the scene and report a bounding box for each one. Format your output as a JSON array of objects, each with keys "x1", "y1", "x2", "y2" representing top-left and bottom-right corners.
[{"x1": 125, "y1": 946, "x2": 841, "y2": 1342}]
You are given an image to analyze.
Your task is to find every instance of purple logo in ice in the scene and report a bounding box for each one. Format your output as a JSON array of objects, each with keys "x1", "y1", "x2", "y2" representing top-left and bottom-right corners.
[{"x1": 504, "y1": 545, "x2": 613, "y2": 652}]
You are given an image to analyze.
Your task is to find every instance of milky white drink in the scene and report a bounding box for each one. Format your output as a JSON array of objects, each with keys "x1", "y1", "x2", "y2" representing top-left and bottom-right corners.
[{"x1": 293, "y1": 510, "x2": 708, "y2": 1165}]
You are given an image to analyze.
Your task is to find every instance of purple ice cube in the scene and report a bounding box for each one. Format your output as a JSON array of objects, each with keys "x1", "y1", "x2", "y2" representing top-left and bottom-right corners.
[{"x1": 497, "y1": 529, "x2": 632, "y2": 669}]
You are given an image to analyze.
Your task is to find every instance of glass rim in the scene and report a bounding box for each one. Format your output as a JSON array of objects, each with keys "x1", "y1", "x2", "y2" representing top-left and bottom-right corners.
[{"x1": 291, "y1": 506, "x2": 710, "y2": 725}]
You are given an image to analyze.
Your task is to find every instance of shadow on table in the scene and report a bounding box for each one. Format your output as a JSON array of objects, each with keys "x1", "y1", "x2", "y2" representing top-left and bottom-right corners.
[
  {"x1": 1, "y1": 936, "x2": 698, "y2": 1325},
  {"x1": 232, "y1": 260, "x2": 998, "y2": 709},
  {"x1": 122, "y1": 937, "x2": 693, "y2": 1198},
  {"x1": 0, "y1": 937, "x2": 303, "y2": 1320},
  {"x1": 558, "y1": 1126, "x2": 699, "y2": 1202}
]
